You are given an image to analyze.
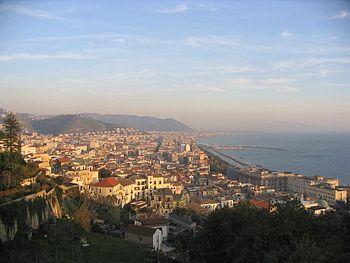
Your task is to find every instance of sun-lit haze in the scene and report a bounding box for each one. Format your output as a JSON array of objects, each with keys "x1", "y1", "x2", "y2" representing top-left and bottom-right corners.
[{"x1": 0, "y1": 0, "x2": 349, "y2": 132}]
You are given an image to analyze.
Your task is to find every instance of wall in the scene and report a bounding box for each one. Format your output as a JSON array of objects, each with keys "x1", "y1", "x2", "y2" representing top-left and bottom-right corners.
[{"x1": 0, "y1": 188, "x2": 62, "y2": 242}]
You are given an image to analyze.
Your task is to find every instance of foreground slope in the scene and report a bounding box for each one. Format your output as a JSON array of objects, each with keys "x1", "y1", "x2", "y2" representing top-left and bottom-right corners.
[{"x1": 0, "y1": 219, "x2": 152, "y2": 263}]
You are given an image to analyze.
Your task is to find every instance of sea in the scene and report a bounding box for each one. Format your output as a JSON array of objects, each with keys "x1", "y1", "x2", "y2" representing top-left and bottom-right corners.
[{"x1": 197, "y1": 132, "x2": 350, "y2": 185}]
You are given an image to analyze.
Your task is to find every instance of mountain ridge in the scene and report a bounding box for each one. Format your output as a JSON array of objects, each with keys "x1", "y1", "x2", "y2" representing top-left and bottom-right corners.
[
  {"x1": 82, "y1": 113, "x2": 193, "y2": 132},
  {"x1": 0, "y1": 108, "x2": 193, "y2": 133},
  {"x1": 31, "y1": 114, "x2": 122, "y2": 135}
]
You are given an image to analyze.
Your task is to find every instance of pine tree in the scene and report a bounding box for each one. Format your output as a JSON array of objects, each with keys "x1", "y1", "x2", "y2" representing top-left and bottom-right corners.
[{"x1": 1, "y1": 112, "x2": 21, "y2": 153}]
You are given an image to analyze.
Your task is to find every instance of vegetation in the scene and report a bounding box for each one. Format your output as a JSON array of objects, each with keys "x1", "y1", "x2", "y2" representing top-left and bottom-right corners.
[
  {"x1": 31, "y1": 115, "x2": 121, "y2": 135},
  {"x1": 0, "y1": 152, "x2": 41, "y2": 202},
  {"x1": 74, "y1": 199, "x2": 94, "y2": 232},
  {"x1": 98, "y1": 168, "x2": 111, "y2": 179},
  {"x1": 1, "y1": 112, "x2": 21, "y2": 153},
  {"x1": 189, "y1": 201, "x2": 350, "y2": 262},
  {"x1": 0, "y1": 219, "x2": 153, "y2": 263},
  {"x1": 0, "y1": 197, "x2": 48, "y2": 228},
  {"x1": 62, "y1": 190, "x2": 132, "y2": 231},
  {"x1": 83, "y1": 113, "x2": 193, "y2": 132}
]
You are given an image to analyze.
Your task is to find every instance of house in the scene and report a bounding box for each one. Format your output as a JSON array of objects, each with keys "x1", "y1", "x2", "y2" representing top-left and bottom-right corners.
[
  {"x1": 308, "y1": 206, "x2": 329, "y2": 215},
  {"x1": 66, "y1": 169, "x2": 99, "y2": 191},
  {"x1": 200, "y1": 199, "x2": 221, "y2": 212},
  {"x1": 125, "y1": 225, "x2": 162, "y2": 250},
  {"x1": 150, "y1": 188, "x2": 175, "y2": 215},
  {"x1": 90, "y1": 177, "x2": 122, "y2": 197},
  {"x1": 168, "y1": 213, "x2": 196, "y2": 234},
  {"x1": 171, "y1": 181, "x2": 183, "y2": 194},
  {"x1": 135, "y1": 217, "x2": 170, "y2": 241},
  {"x1": 250, "y1": 199, "x2": 271, "y2": 210}
]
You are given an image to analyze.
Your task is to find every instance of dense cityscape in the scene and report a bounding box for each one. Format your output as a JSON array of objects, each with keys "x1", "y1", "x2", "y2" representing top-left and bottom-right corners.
[
  {"x1": 1, "y1": 0, "x2": 350, "y2": 262},
  {"x1": 0, "y1": 111, "x2": 349, "y2": 262}
]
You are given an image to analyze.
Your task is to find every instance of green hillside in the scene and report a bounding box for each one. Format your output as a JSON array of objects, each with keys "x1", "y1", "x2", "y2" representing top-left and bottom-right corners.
[
  {"x1": 0, "y1": 219, "x2": 153, "y2": 263},
  {"x1": 84, "y1": 113, "x2": 193, "y2": 132},
  {"x1": 31, "y1": 115, "x2": 121, "y2": 135}
]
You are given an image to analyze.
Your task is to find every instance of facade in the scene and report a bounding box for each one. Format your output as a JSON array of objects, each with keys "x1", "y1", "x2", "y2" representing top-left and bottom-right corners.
[
  {"x1": 287, "y1": 176, "x2": 347, "y2": 206},
  {"x1": 125, "y1": 225, "x2": 162, "y2": 250},
  {"x1": 150, "y1": 188, "x2": 175, "y2": 215},
  {"x1": 66, "y1": 169, "x2": 99, "y2": 190},
  {"x1": 135, "y1": 217, "x2": 170, "y2": 241}
]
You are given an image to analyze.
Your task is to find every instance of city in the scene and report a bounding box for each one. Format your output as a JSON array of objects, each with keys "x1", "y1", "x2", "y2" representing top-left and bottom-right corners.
[
  {"x1": 0, "y1": 111, "x2": 349, "y2": 262},
  {"x1": 1, "y1": 0, "x2": 350, "y2": 262}
]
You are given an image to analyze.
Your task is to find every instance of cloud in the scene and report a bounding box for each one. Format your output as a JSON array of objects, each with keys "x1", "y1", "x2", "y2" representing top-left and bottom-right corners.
[
  {"x1": 225, "y1": 78, "x2": 300, "y2": 92},
  {"x1": 193, "y1": 3, "x2": 219, "y2": 12},
  {"x1": 281, "y1": 30, "x2": 293, "y2": 39},
  {"x1": 260, "y1": 78, "x2": 296, "y2": 85},
  {"x1": 156, "y1": 2, "x2": 218, "y2": 13},
  {"x1": 274, "y1": 57, "x2": 350, "y2": 70},
  {"x1": 156, "y1": 3, "x2": 188, "y2": 13},
  {"x1": 323, "y1": 82, "x2": 350, "y2": 88},
  {"x1": 332, "y1": 10, "x2": 349, "y2": 19},
  {"x1": 0, "y1": 4, "x2": 72, "y2": 21},
  {"x1": 226, "y1": 78, "x2": 252, "y2": 86},
  {"x1": 207, "y1": 87, "x2": 225, "y2": 92},
  {"x1": 223, "y1": 66, "x2": 256, "y2": 73},
  {"x1": 185, "y1": 35, "x2": 241, "y2": 47},
  {"x1": 0, "y1": 53, "x2": 90, "y2": 61}
]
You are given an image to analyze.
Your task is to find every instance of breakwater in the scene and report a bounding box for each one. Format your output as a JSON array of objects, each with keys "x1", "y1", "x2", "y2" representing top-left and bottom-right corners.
[{"x1": 199, "y1": 144, "x2": 249, "y2": 167}]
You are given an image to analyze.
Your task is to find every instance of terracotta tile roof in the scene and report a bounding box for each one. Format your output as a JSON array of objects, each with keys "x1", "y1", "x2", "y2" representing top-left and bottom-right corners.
[
  {"x1": 250, "y1": 199, "x2": 270, "y2": 209},
  {"x1": 119, "y1": 179, "x2": 135, "y2": 187},
  {"x1": 91, "y1": 177, "x2": 120, "y2": 188},
  {"x1": 140, "y1": 217, "x2": 170, "y2": 226},
  {"x1": 58, "y1": 157, "x2": 71, "y2": 163},
  {"x1": 126, "y1": 225, "x2": 157, "y2": 237}
]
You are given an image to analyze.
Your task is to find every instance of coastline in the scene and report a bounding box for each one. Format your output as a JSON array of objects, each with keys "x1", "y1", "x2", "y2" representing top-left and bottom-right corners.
[{"x1": 196, "y1": 132, "x2": 350, "y2": 185}]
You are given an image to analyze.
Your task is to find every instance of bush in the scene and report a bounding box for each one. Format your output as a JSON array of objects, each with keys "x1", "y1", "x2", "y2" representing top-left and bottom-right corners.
[{"x1": 190, "y1": 201, "x2": 350, "y2": 262}]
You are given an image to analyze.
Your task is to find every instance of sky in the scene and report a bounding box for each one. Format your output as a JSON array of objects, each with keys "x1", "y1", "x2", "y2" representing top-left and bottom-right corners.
[{"x1": 0, "y1": 0, "x2": 350, "y2": 132}]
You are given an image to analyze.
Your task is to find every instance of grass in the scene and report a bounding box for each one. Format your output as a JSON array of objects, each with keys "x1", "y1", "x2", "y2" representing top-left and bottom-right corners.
[{"x1": 0, "y1": 219, "x2": 153, "y2": 263}]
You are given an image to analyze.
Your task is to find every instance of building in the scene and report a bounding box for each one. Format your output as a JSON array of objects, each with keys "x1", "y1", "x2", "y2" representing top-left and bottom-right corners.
[
  {"x1": 90, "y1": 177, "x2": 122, "y2": 197},
  {"x1": 125, "y1": 225, "x2": 162, "y2": 250},
  {"x1": 135, "y1": 217, "x2": 170, "y2": 241},
  {"x1": 150, "y1": 188, "x2": 175, "y2": 215},
  {"x1": 66, "y1": 169, "x2": 99, "y2": 190},
  {"x1": 287, "y1": 176, "x2": 347, "y2": 206}
]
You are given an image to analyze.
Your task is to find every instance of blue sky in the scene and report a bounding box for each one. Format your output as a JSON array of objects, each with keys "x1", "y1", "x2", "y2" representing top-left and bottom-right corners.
[{"x1": 0, "y1": 0, "x2": 349, "y2": 131}]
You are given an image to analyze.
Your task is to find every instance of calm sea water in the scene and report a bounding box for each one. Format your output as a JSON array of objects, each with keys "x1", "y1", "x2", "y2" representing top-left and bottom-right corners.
[{"x1": 197, "y1": 132, "x2": 350, "y2": 185}]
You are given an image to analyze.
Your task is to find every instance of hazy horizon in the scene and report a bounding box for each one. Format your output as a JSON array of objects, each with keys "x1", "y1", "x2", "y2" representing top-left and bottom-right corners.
[{"x1": 1, "y1": 0, "x2": 350, "y2": 132}]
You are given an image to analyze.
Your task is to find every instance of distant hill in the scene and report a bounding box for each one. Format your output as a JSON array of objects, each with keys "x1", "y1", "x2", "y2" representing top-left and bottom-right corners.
[
  {"x1": 31, "y1": 115, "x2": 121, "y2": 135},
  {"x1": 83, "y1": 113, "x2": 193, "y2": 132},
  {"x1": 0, "y1": 108, "x2": 36, "y2": 132},
  {"x1": 1, "y1": 108, "x2": 193, "y2": 133}
]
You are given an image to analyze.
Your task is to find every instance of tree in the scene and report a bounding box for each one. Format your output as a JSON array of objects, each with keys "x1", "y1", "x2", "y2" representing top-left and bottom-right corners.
[
  {"x1": 74, "y1": 200, "x2": 93, "y2": 231},
  {"x1": 1, "y1": 113, "x2": 21, "y2": 153},
  {"x1": 189, "y1": 201, "x2": 350, "y2": 262},
  {"x1": 98, "y1": 168, "x2": 111, "y2": 179}
]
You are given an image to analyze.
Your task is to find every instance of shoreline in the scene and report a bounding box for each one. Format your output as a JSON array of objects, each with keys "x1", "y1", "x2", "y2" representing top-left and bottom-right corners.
[{"x1": 196, "y1": 133, "x2": 350, "y2": 185}]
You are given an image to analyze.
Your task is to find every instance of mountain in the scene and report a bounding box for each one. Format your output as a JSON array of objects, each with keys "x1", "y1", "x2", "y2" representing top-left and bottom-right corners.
[
  {"x1": 1, "y1": 108, "x2": 193, "y2": 132},
  {"x1": 83, "y1": 113, "x2": 193, "y2": 132},
  {"x1": 31, "y1": 115, "x2": 122, "y2": 135},
  {"x1": 0, "y1": 108, "x2": 36, "y2": 132}
]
